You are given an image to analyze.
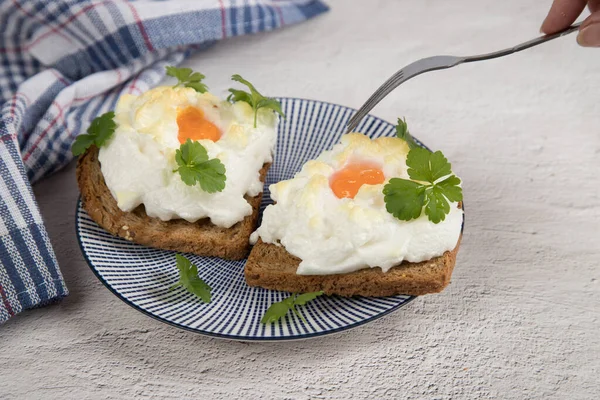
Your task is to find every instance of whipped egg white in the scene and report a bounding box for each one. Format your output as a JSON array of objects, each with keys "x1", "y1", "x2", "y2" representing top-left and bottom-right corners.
[
  {"x1": 250, "y1": 133, "x2": 463, "y2": 275},
  {"x1": 98, "y1": 86, "x2": 277, "y2": 228}
]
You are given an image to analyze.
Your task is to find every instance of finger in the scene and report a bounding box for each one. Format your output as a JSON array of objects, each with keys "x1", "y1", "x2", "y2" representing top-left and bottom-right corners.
[
  {"x1": 589, "y1": 0, "x2": 600, "y2": 13},
  {"x1": 577, "y1": 11, "x2": 600, "y2": 46},
  {"x1": 541, "y1": 0, "x2": 587, "y2": 34}
]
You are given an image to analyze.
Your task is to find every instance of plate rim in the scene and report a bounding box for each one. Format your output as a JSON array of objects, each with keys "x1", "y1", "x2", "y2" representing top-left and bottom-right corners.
[{"x1": 74, "y1": 96, "x2": 442, "y2": 341}]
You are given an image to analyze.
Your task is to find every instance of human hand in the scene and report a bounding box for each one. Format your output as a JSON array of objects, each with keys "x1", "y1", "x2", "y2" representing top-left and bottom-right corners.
[{"x1": 541, "y1": 0, "x2": 600, "y2": 47}]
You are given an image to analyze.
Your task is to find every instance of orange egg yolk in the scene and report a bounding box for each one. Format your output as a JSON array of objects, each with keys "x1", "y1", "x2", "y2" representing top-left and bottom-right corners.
[
  {"x1": 177, "y1": 106, "x2": 221, "y2": 143},
  {"x1": 329, "y1": 163, "x2": 385, "y2": 199}
]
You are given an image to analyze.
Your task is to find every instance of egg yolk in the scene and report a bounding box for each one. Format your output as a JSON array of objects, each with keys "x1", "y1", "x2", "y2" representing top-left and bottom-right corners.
[
  {"x1": 177, "y1": 106, "x2": 221, "y2": 143},
  {"x1": 330, "y1": 163, "x2": 385, "y2": 199}
]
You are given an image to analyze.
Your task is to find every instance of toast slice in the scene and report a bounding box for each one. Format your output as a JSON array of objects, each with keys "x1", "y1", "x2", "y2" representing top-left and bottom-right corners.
[
  {"x1": 245, "y1": 237, "x2": 461, "y2": 297},
  {"x1": 76, "y1": 146, "x2": 270, "y2": 260}
]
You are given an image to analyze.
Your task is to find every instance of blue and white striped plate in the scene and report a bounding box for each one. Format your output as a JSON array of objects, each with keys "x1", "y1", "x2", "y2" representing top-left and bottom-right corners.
[{"x1": 76, "y1": 98, "x2": 420, "y2": 341}]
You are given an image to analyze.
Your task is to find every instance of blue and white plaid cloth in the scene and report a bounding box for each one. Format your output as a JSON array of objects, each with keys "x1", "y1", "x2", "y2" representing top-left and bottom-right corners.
[{"x1": 0, "y1": 0, "x2": 328, "y2": 323}]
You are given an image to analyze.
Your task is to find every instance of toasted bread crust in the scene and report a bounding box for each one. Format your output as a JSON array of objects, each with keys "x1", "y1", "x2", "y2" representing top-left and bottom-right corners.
[
  {"x1": 245, "y1": 237, "x2": 461, "y2": 297},
  {"x1": 76, "y1": 146, "x2": 269, "y2": 260}
]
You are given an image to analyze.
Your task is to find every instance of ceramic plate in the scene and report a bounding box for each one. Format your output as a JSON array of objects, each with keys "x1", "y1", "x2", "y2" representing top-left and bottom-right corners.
[{"x1": 76, "y1": 98, "x2": 426, "y2": 341}]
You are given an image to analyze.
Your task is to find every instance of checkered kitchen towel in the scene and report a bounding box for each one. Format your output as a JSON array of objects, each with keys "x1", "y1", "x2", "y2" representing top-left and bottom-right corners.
[{"x1": 0, "y1": 0, "x2": 328, "y2": 323}]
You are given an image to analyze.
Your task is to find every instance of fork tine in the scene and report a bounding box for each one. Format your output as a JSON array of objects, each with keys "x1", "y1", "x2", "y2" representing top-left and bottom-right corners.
[
  {"x1": 346, "y1": 55, "x2": 469, "y2": 133},
  {"x1": 356, "y1": 72, "x2": 404, "y2": 115},
  {"x1": 348, "y1": 72, "x2": 406, "y2": 128},
  {"x1": 346, "y1": 71, "x2": 407, "y2": 132},
  {"x1": 346, "y1": 87, "x2": 397, "y2": 132},
  {"x1": 358, "y1": 71, "x2": 405, "y2": 110},
  {"x1": 361, "y1": 71, "x2": 404, "y2": 111}
]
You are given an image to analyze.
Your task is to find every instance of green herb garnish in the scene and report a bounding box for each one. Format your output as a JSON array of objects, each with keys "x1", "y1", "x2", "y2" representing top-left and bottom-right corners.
[
  {"x1": 261, "y1": 291, "x2": 324, "y2": 324},
  {"x1": 173, "y1": 139, "x2": 226, "y2": 193},
  {"x1": 171, "y1": 254, "x2": 212, "y2": 303},
  {"x1": 383, "y1": 146, "x2": 462, "y2": 224},
  {"x1": 384, "y1": 118, "x2": 462, "y2": 223},
  {"x1": 72, "y1": 112, "x2": 116, "y2": 156},
  {"x1": 166, "y1": 66, "x2": 208, "y2": 93},
  {"x1": 227, "y1": 74, "x2": 285, "y2": 128},
  {"x1": 395, "y1": 117, "x2": 419, "y2": 149}
]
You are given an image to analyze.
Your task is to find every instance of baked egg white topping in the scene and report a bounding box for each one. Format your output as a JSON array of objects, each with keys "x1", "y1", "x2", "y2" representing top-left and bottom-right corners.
[{"x1": 98, "y1": 86, "x2": 277, "y2": 228}]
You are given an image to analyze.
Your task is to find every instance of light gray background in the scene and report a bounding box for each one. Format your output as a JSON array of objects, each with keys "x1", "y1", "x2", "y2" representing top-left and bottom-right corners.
[{"x1": 1, "y1": 0, "x2": 599, "y2": 399}]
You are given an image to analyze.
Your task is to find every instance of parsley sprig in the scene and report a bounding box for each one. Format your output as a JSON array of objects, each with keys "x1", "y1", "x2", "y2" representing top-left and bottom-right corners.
[
  {"x1": 261, "y1": 291, "x2": 324, "y2": 324},
  {"x1": 384, "y1": 119, "x2": 462, "y2": 224},
  {"x1": 174, "y1": 139, "x2": 226, "y2": 193},
  {"x1": 166, "y1": 66, "x2": 208, "y2": 93},
  {"x1": 171, "y1": 254, "x2": 212, "y2": 303},
  {"x1": 72, "y1": 112, "x2": 116, "y2": 156},
  {"x1": 227, "y1": 74, "x2": 285, "y2": 128}
]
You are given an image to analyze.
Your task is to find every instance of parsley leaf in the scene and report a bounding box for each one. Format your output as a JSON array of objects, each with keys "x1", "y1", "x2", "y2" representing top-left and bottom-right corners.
[
  {"x1": 436, "y1": 175, "x2": 463, "y2": 202},
  {"x1": 174, "y1": 139, "x2": 226, "y2": 193},
  {"x1": 72, "y1": 111, "x2": 117, "y2": 156},
  {"x1": 175, "y1": 137, "x2": 208, "y2": 166},
  {"x1": 383, "y1": 179, "x2": 426, "y2": 221},
  {"x1": 406, "y1": 147, "x2": 455, "y2": 186},
  {"x1": 166, "y1": 66, "x2": 208, "y2": 93},
  {"x1": 293, "y1": 291, "x2": 323, "y2": 305},
  {"x1": 227, "y1": 88, "x2": 253, "y2": 105},
  {"x1": 428, "y1": 150, "x2": 453, "y2": 182},
  {"x1": 227, "y1": 74, "x2": 285, "y2": 128},
  {"x1": 395, "y1": 117, "x2": 420, "y2": 149},
  {"x1": 384, "y1": 119, "x2": 463, "y2": 224},
  {"x1": 261, "y1": 291, "x2": 324, "y2": 324},
  {"x1": 71, "y1": 134, "x2": 95, "y2": 156},
  {"x1": 406, "y1": 147, "x2": 434, "y2": 182},
  {"x1": 171, "y1": 254, "x2": 211, "y2": 303},
  {"x1": 425, "y1": 185, "x2": 452, "y2": 224}
]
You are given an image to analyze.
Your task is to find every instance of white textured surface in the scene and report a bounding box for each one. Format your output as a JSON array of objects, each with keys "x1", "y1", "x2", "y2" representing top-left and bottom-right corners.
[{"x1": 1, "y1": 0, "x2": 599, "y2": 398}]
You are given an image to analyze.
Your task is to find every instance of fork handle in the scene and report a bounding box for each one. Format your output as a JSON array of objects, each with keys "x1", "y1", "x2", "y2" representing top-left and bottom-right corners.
[
  {"x1": 463, "y1": 22, "x2": 583, "y2": 63},
  {"x1": 345, "y1": 22, "x2": 584, "y2": 133}
]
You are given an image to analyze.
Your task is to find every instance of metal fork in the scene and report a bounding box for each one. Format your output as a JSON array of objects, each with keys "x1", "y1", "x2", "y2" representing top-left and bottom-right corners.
[{"x1": 346, "y1": 23, "x2": 582, "y2": 133}]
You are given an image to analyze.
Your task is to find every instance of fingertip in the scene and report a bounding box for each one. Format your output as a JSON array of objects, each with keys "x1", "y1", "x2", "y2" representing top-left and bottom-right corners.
[
  {"x1": 589, "y1": 0, "x2": 600, "y2": 13},
  {"x1": 576, "y1": 28, "x2": 599, "y2": 47},
  {"x1": 540, "y1": 24, "x2": 550, "y2": 35},
  {"x1": 541, "y1": 0, "x2": 587, "y2": 34},
  {"x1": 539, "y1": 14, "x2": 553, "y2": 34},
  {"x1": 540, "y1": 14, "x2": 564, "y2": 35}
]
